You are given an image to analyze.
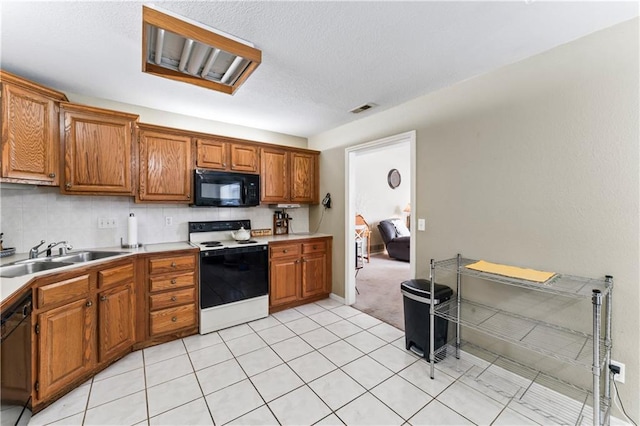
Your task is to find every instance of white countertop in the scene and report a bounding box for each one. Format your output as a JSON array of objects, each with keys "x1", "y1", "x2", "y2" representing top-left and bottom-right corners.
[{"x1": 0, "y1": 234, "x2": 331, "y2": 307}]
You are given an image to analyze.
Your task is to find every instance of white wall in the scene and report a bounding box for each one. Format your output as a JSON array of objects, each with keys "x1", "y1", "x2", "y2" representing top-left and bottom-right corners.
[
  {"x1": 66, "y1": 93, "x2": 308, "y2": 149},
  {"x1": 309, "y1": 19, "x2": 639, "y2": 418},
  {"x1": 0, "y1": 186, "x2": 309, "y2": 252},
  {"x1": 354, "y1": 143, "x2": 410, "y2": 248}
]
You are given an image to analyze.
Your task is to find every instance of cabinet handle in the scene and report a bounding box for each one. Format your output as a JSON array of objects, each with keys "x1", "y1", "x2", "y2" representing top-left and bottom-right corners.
[
  {"x1": 186, "y1": 195, "x2": 191, "y2": 199},
  {"x1": 100, "y1": 295, "x2": 107, "y2": 301},
  {"x1": 171, "y1": 317, "x2": 178, "y2": 322},
  {"x1": 312, "y1": 245, "x2": 317, "y2": 250},
  {"x1": 283, "y1": 249, "x2": 288, "y2": 253},
  {"x1": 65, "y1": 182, "x2": 72, "y2": 189},
  {"x1": 48, "y1": 173, "x2": 56, "y2": 178},
  {"x1": 171, "y1": 262, "x2": 177, "y2": 268},
  {"x1": 86, "y1": 300, "x2": 92, "y2": 307},
  {"x1": 222, "y1": 163, "x2": 227, "y2": 167},
  {"x1": 171, "y1": 296, "x2": 177, "y2": 302},
  {"x1": 171, "y1": 279, "x2": 177, "y2": 284}
]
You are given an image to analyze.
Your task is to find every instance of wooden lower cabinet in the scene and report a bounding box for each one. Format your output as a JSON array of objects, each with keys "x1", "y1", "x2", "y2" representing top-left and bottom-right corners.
[
  {"x1": 36, "y1": 297, "x2": 93, "y2": 402},
  {"x1": 269, "y1": 256, "x2": 301, "y2": 306},
  {"x1": 97, "y1": 282, "x2": 134, "y2": 363},
  {"x1": 269, "y1": 237, "x2": 332, "y2": 312},
  {"x1": 32, "y1": 260, "x2": 135, "y2": 409},
  {"x1": 301, "y1": 253, "x2": 328, "y2": 298},
  {"x1": 144, "y1": 252, "x2": 198, "y2": 340},
  {"x1": 27, "y1": 250, "x2": 200, "y2": 413}
]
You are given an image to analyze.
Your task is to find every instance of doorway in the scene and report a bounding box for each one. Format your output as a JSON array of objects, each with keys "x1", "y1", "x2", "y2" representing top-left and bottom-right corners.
[{"x1": 344, "y1": 131, "x2": 417, "y2": 319}]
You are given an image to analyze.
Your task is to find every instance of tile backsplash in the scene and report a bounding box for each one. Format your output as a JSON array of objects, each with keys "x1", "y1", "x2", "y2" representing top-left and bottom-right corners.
[{"x1": 0, "y1": 186, "x2": 309, "y2": 253}]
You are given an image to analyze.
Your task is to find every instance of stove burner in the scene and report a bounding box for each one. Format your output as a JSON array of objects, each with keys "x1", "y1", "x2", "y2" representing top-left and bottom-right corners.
[
  {"x1": 201, "y1": 241, "x2": 223, "y2": 247},
  {"x1": 237, "y1": 240, "x2": 258, "y2": 244}
]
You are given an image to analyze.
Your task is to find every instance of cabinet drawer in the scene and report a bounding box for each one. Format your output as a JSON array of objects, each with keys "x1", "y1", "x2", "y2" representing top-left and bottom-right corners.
[
  {"x1": 270, "y1": 244, "x2": 300, "y2": 259},
  {"x1": 149, "y1": 255, "x2": 195, "y2": 275},
  {"x1": 37, "y1": 274, "x2": 91, "y2": 309},
  {"x1": 98, "y1": 262, "x2": 134, "y2": 289},
  {"x1": 302, "y1": 241, "x2": 326, "y2": 254},
  {"x1": 149, "y1": 303, "x2": 196, "y2": 336},
  {"x1": 149, "y1": 272, "x2": 195, "y2": 292},
  {"x1": 149, "y1": 288, "x2": 195, "y2": 311}
]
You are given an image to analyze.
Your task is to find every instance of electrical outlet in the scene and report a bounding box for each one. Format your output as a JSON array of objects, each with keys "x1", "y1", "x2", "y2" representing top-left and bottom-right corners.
[
  {"x1": 98, "y1": 218, "x2": 117, "y2": 228},
  {"x1": 610, "y1": 360, "x2": 625, "y2": 383},
  {"x1": 165, "y1": 216, "x2": 173, "y2": 226},
  {"x1": 418, "y1": 218, "x2": 426, "y2": 231}
]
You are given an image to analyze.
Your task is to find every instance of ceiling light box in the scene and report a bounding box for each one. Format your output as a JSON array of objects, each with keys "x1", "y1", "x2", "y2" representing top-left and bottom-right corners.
[{"x1": 142, "y1": 5, "x2": 261, "y2": 95}]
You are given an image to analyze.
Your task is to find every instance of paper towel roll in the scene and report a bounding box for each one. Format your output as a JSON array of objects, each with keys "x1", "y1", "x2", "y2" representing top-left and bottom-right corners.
[{"x1": 128, "y1": 213, "x2": 138, "y2": 246}]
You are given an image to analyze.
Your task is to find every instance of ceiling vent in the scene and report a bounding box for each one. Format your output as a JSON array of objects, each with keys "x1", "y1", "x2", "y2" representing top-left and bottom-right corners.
[
  {"x1": 142, "y1": 5, "x2": 261, "y2": 95},
  {"x1": 350, "y1": 103, "x2": 376, "y2": 114}
]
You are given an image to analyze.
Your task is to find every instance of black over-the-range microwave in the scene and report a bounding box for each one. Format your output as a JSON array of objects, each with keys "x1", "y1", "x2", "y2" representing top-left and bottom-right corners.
[{"x1": 193, "y1": 169, "x2": 260, "y2": 207}]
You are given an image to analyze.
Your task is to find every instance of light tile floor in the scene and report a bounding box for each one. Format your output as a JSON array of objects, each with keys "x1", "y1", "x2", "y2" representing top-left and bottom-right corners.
[{"x1": 24, "y1": 299, "x2": 625, "y2": 426}]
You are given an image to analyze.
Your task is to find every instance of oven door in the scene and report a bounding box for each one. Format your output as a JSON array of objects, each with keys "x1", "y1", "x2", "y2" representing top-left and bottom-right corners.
[{"x1": 199, "y1": 245, "x2": 268, "y2": 308}]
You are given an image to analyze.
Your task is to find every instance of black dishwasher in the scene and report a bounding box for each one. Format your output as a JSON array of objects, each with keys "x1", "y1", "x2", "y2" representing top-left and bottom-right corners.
[{"x1": 1, "y1": 293, "x2": 33, "y2": 426}]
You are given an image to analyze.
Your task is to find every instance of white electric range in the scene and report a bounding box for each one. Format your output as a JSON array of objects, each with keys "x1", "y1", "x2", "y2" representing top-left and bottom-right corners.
[{"x1": 189, "y1": 220, "x2": 269, "y2": 334}]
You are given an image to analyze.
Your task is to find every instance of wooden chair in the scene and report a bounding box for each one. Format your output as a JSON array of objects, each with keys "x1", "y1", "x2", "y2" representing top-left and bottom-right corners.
[{"x1": 355, "y1": 214, "x2": 371, "y2": 263}]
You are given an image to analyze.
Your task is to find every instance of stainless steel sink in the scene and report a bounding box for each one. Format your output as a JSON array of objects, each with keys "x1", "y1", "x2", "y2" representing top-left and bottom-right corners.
[
  {"x1": 0, "y1": 261, "x2": 75, "y2": 278},
  {"x1": 50, "y1": 251, "x2": 126, "y2": 263},
  {"x1": 1, "y1": 251, "x2": 126, "y2": 278}
]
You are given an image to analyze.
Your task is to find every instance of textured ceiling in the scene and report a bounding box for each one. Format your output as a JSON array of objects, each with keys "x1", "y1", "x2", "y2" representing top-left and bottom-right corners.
[{"x1": 1, "y1": 1, "x2": 637, "y2": 137}]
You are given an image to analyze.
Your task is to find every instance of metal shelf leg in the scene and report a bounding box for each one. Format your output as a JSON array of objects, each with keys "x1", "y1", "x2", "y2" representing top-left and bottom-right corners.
[
  {"x1": 592, "y1": 289, "x2": 602, "y2": 426},
  {"x1": 429, "y1": 259, "x2": 435, "y2": 379}
]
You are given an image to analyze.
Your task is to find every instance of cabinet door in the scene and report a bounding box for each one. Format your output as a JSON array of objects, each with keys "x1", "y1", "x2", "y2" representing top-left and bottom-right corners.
[
  {"x1": 301, "y1": 253, "x2": 328, "y2": 298},
  {"x1": 261, "y1": 148, "x2": 289, "y2": 203},
  {"x1": 196, "y1": 138, "x2": 227, "y2": 170},
  {"x1": 37, "y1": 298, "x2": 93, "y2": 401},
  {"x1": 138, "y1": 129, "x2": 192, "y2": 202},
  {"x1": 1, "y1": 84, "x2": 59, "y2": 185},
  {"x1": 61, "y1": 104, "x2": 137, "y2": 194},
  {"x1": 97, "y1": 283, "x2": 135, "y2": 363},
  {"x1": 230, "y1": 144, "x2": 259, "y2": 173},
  {"x1": 269, "y1": 257, "x2": 300, "y2": 307},
  {"x1": 291, "y1": 152, "x2": 318, "y2": 204}
]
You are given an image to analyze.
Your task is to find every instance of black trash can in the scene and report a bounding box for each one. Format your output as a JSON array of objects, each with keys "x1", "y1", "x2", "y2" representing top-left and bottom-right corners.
[{"x1": 401, "y1": 279, "x2": 453, "y2": 361}]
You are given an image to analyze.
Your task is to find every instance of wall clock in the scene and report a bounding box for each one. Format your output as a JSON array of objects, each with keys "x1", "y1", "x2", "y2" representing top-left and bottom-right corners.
[{"x1": 387, "y1": 169, "x2": 401, "y2": 189}]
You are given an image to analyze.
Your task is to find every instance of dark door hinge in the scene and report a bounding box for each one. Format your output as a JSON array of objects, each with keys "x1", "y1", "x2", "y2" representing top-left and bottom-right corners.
[
  {"x1": 35, "y1": 381, "x2": 39, "y2": 392},
  {"x1": 35, "y1": 323, "x2": 40, "y2": 334}
]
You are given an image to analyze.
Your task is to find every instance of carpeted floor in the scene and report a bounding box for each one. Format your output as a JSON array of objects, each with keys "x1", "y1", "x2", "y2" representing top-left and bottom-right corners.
[{"x1": 352, "y1": 252, "x2": 410, "y2": 330}]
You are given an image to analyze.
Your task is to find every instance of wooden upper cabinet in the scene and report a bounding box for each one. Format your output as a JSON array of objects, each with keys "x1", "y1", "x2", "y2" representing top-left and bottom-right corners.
[
  {"x1": 1, "y1": 70, "x2": 67, "y2": 185},
  {"x1": 137, "y1": 124, "x2": 192, "y2": 203},
  {"x1": 261, "y1": 147, "x2": 289, "y2": 203},
  {"x1": 196, "y1": 137, "x2": 259, "y2": 173},
  {"x1": 196, "y1": 138, "x2": 227, "y2": 170},
  {"x1": 291, "y1": 151, "x2": 318, "y2": 203},
  {"x1": 229, "y1": 143, "x2": 259, "y2": 173},
  {"x1": 261, "y1": 147, "x2": 319, "y2": 204},
  {"x1": 60, "y1": 103, "x2": 138, "y2": 195}
]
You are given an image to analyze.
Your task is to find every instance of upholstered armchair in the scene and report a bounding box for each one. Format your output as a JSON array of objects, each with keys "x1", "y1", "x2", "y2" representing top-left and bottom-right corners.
[{"x1": 377, "y1": 219, "x2": 410, "y2": 262}]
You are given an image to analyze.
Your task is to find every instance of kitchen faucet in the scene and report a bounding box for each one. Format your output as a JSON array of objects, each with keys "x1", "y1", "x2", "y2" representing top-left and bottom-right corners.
[
  {"x1": 28, "y1": 240, "x2": 73, "y2": 258},
  {"x1": 45, "y1": 241, "x2": 73, "y2": 257}
]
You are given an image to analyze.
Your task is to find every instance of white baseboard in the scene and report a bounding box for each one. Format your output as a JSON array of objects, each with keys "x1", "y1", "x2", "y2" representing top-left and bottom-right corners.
[{"x1": 329, "y1": 293, "x2": 346, "y2": 305}]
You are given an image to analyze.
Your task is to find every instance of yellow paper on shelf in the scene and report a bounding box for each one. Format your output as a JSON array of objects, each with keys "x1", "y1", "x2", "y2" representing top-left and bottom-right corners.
[{"x1": 466, "y1": 260, "x2": 555, "y2": 283}]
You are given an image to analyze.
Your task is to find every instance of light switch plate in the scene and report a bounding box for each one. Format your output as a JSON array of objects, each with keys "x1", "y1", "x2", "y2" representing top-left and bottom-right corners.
[{"x1": 418, "y1": 218, "x2": 426, "y2": 231}]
